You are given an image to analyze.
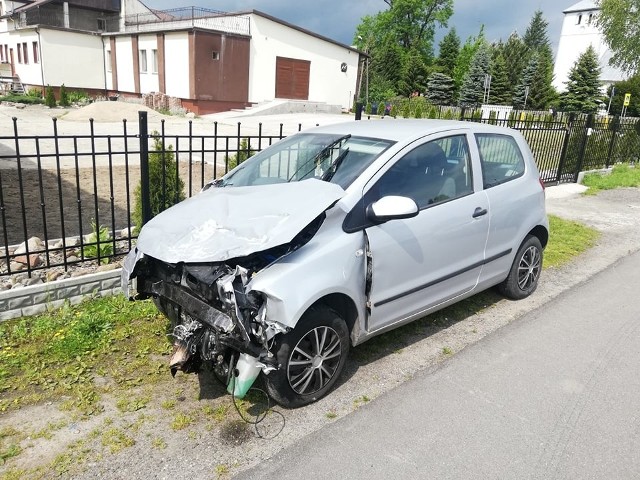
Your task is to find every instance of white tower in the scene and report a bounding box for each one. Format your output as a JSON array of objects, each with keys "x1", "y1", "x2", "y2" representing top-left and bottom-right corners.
[{"x1": 553, "y1": 0, "x2": 627, "y2": 92}]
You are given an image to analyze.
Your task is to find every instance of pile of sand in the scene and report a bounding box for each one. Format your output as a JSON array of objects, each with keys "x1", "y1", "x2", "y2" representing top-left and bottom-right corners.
[{"x1": 61, "y1": 101, "x2": 166, "y2": 123}]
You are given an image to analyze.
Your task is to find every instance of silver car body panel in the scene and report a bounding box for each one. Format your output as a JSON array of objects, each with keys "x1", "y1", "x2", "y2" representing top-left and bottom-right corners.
[
  {"x1": 135, "y1": 179, "x2": 345, "y2": 264},
  {"x1": 125, "y1": 120, "x2": 548, "y2": 349}
]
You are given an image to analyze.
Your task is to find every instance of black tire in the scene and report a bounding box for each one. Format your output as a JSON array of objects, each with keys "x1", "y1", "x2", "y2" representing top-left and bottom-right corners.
[
  {"x1": 498, "y1": 235, "x2": 543, "y2": 300},
  {"x1": 265, "y1": 306, "x2": 350, "y2": 408}
]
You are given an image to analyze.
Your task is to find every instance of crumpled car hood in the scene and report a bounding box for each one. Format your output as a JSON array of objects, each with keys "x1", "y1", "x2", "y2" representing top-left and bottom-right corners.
[{"x1": 136, "y1": 179, "x2": 345, "y2": 264}]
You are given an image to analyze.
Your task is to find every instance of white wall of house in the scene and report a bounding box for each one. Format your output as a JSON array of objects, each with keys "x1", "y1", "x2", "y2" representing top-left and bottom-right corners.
[
  {"x1": 39, "y1": 29, "x2": 104, "y2": 89},
  {"x1": 248, "y1": 13, "x2": 359, "y2": 109},
  {"x1": 553, "y1": 2, "x2": 627, "y2": 92},
  {"x1": 138, "y1": 34, "x2": 158, "y2": 93},
  {"x1": 114, "y1": 36, "x2": 134, "y2": 92},
  {"x1": 163, "y1": 32, "x2": 189, "y2": 99}
]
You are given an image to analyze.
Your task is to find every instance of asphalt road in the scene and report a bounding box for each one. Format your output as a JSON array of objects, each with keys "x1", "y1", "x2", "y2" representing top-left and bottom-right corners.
[{"x1": 237, "y1": 250, "x2": 640, "y2": 480}]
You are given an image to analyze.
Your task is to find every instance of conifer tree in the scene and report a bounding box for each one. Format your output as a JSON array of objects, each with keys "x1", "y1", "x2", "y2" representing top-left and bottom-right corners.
[
  {"x1": 437, "y1": 28, "x2": 460, "y2": 77},
  {"x1": 488, "y1": 52, "x2": 511, "y2": 105},
  {"x1": 425, "y1": 72, "x2": 455, "y2": 105},
  {"x1": 501, "y1": 32, "x2": 528, "y2": 91},
  {"x1": 561, "y1": 45, "x2": 602, "y2": 113},
  {"x1": 458, "y1": 43, "x2": 490, "y2": 108},
  {"x1": 513, "y1": 55, "x2": 538, "y2": 109},
  {"x1": 528, "y1": 46, "x2": 556, "y2": 109},
  {"x1": 523, "y1": 10, "x2": 551, "y2": 52}
]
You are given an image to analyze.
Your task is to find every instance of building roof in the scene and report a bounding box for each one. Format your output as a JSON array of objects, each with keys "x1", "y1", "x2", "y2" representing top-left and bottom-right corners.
[
  {"x1": 564, "y1": 1, "x2": 599, "y2": 14},
  {"x1": 245, "y1": 10, "x2": 363, "y2": 55}
]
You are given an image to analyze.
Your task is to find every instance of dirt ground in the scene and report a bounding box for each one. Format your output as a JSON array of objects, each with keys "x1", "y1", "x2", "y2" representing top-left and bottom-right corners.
[{"x1": 1, "y1": 185, "x2": 639, "y2": 479}]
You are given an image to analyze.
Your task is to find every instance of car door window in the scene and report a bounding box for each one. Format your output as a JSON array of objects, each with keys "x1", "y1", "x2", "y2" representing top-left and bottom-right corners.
[
  {"x1": 372, "y1": 135, "x2": 473, "y2": 209},
  {"x1": 475, "y1": 134, "x2": 525, "y2": 189}
]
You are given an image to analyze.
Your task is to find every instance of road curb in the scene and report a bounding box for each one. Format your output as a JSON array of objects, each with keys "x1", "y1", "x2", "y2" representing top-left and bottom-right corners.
[{"x1": 0, "y1": 269, "x2": 122, "y2": 321}]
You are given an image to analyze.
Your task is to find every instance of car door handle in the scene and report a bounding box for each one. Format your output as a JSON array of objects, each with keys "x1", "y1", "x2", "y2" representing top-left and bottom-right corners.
[{"x1": 472, "y1": 207, "x2": 488, "y2": 218}]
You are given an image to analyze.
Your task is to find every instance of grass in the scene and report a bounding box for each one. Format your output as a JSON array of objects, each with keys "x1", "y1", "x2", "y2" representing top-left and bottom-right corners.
[
  {"x1": 544, "y1": 215, "x2": 600, "y2": 268},
  {"x1": 582, "y1": 164, "x2": 640, "y2": 194},
  {"x1": 0, "y1": 295, "x2": 171, "y2": 416}
]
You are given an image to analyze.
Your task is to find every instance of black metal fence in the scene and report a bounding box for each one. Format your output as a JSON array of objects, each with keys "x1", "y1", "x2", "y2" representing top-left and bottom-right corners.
[{"x1": 0, "y1": 110, "x2": 639, "y2": 278}]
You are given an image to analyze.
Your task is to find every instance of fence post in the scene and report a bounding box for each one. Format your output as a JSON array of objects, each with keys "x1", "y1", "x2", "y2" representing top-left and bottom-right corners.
[
  {"x1": 555, "y1": 113, "x2": 575, "y2": 183},
  {"x1": 139, "y1": 111, "x2": 152, "y2": 226},
  {"x1": 573, "y1": 113, "x2": 595, "y2": 182},
  {"x1": 605, "y1": 115, "x2": 620, "y2": 168},
  {"x1": 459, "y1": 107, "x2": 466, "y2": 121}
]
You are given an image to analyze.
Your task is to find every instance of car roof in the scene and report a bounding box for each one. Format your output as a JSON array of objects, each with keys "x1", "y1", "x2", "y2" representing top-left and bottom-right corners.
[{"x1": 304, "y1": 119, "x2": 510, "y2": 142}]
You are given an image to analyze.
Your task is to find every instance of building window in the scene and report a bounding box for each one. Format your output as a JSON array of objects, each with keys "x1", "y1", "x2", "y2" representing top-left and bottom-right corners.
[
  {"x1": 588, "y1": 13, "x2": 594, "y2": 24},
  {"x1": 139, "y1": 49, "x2": 147, "y2": 73},
  {"x1": 577, "y1": 13, "x2": 582, "y2": 25},
  {"x1": 97, "y1": 18, "x2": 106, "y2": 31},
  {"x1": 152, "y1": 49, "x2": 158, "y2": 74},
  {"x1": 22, "y1": 43, "x2": 28, "y2": 64},
  {"x1": 17, "y1": 44, "x2": 22, "y2": 63},
  {"x1": 32, "y1": 42, "x2": 38, "y2": 63},
  {"x1": 4, "y1": 45, "x2": 8, "y2": 62},
  {"x1": 212, "y1": 51, "x2": 219, "y2": 60},
  {"x1": 106, "y1": 50, "x2": 112, "y2": 72},
  {"x1": 0, "y1": 46, "x2": 3, "y2": 62}
]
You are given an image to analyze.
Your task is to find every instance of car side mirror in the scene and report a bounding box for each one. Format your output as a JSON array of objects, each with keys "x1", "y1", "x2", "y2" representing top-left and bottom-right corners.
[{"x1": 366, "y1": 196, "x2": 419, "y2": 224}]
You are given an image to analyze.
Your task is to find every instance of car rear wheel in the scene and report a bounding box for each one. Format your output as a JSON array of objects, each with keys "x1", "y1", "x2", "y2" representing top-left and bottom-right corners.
[
  {"x1": 499, "y1": 235, "x2": 543, "y2": 300},
  {"x1": 265, "y1": 306, "x2": 349, "y2": 408}
]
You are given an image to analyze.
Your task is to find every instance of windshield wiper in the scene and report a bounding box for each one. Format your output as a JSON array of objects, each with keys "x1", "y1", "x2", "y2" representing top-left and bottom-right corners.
[
  {"x1": 322, "y1": 147, "x2": 349, "y2": 182},
  {"x1": 287, "y1": 134, "x2": 352, "y2": 182}
]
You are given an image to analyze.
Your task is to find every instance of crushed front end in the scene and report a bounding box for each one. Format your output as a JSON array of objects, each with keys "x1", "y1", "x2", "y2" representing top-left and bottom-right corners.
[{"x1": 121, "y1": 249, "x2": 287, "y2": 398}]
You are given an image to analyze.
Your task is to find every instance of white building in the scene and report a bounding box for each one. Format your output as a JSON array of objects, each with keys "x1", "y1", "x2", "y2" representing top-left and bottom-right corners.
[
  {"x1": 553, "y1": 0, "x2": 627, "y2": 92},
  {"x1": 0, "y1": 0, "x2": 362, "y2": 114}
]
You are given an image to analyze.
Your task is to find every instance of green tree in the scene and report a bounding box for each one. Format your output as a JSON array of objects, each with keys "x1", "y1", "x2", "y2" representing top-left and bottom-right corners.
[
  {"x1": 513, "y1": 55, "x2": 538, "y2": 109},
  {"x1": 607, "y1": 74, "x2": 640, "y2": 116},
  {"x1": 354, "y1": 0, "x2": 454, "y2": 99},
  {"x1": 501, "y1": 32, "x2": 528, "y2": 92},
  {"x1": 527, "y1": 46, "x2": 556, "y2": 110},
  {"x1": 425, "y1": 72, "x2": 454, "y2": 105},
  {"x1": 488, "y1": 51, "x2": 511, "y2": 105},
  {"x1": 452, "y1": 26, "x2": 485, "y2": 94},
  {"x1": 458, "y1": 42, "x2": 490, "y2": 108},
  {"x1": 133, "y1": 134, "x2": 185, "y2": 231},
  {"x1": 436, "y1": 28, "x2": 460, "y2": 77},
  {"x1": 561, "y1": 45, "x2": 602, "y2": 113},
  {"x1": 59, "y1": 84, "x2": 70, "y2": 107},
  {"x1": 523, "y1": 9, "x2": 551, "y2": 52},
  {"x1": 398, "y1": 48, "x2": 429, "y2": 95},
  {"x1": 45, "y1": 85, "x2": 56, "y2": 108},
  {"x1": 597, "y1": 0, "x2": 640, "y2": 75}
]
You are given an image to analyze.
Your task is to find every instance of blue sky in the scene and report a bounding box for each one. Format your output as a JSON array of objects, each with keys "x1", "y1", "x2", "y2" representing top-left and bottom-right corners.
[{"x1": 144, "y1": 1, "x2": 582, "y2": 52}]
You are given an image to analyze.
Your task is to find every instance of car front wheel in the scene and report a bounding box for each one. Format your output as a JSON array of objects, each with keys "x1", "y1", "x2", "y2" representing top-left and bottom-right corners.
[
  {"x1": 265, "y1": 306, "x2": 349, "y2": 408},
  {"x1": 499, "y1": 235, "x2": 543, "y2": 300}
]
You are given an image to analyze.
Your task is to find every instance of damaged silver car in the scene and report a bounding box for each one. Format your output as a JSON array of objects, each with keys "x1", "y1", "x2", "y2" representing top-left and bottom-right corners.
[{"x1": 122, "y1": 120, "x2": 549, "y2": 408}]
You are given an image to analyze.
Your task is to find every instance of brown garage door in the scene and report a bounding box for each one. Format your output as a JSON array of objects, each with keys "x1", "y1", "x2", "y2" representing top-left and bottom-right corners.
[{"x1": 275, "y1": 57, "x2": 310, "y2": 100}]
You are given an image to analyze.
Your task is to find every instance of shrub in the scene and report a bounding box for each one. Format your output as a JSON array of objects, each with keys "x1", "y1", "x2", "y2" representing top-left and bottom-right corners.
[
  {"x1": 414, "y1": 102, "x2": 424, "y2": 118},
  {"x1": 0, "y1": 94, "x2": 43, "y2": 104},
  {"x1": 488, "y1": 111, "x2": 497, "y2": 125},
  {"x1": 26, "y1": 88, "x2": 42, "y2": 98},
  {"x1": 132, "y1": 133, "x2": 185, "y2": 232},
  {"x1": 45, "y1": 85, "x2": 56, "y2": 108},
  {"x1": 389, "y1": 104, "x2": 398, "y2": 118},
  {"x1": 59, "y1": 84, "x2": 70, "y2": 107},
  {"x1": 377, "y1": 103, "x2": 386, "y2": 116},
  {"x1": 225, "y1": 138, "x2": 255, "y2": 171},
  {"x1": 365, "y1": 103, "x2": 372, "y2": 115},
  {"x1": 82, "y1": 221, "x2": 113, "y2": 264},
  {"x1": 68, "y1": 89, "x2": 90, "y2": 104}
]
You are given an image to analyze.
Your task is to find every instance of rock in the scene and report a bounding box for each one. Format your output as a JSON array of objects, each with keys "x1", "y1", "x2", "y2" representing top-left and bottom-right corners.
[
  {"x1": 13, "y1": 253, "x2": 43, "y2": 268},
  {"x1": 64, "y1": 237, "x2": 79, "y2": 248},
  {"x1": 14, "y1": 237, "x2": 44, "y2": 255},
  {"x1": 186, "y1": 112, "x2": 196, "y2": 119},
  {"x1": 97, "y1": 263, "x2": 118, "y2": 272},
  {"x1": 46, "y1": 271, "x2": 63, "y2": 282},
  {"x1": 71, "y1": 269, "x2": 91, "y2": 278},
  {"x1": 10, "y1": 262, "x2": 25, "y2": 273},
  {"x1": 15, "y1": 103, "x2": 26, "y2": 110},
  {"x1": 25, "y1": 276, "x2": 44, "y2": 286},
  {"x1": 0, "y1": 283, "x2": 12, "y2": 291},
  {"x1": 67, "y1": 255, "x2": 79, "y2": 263},
  {"x1": 48, "y1": 239, "x2": 63, "y2": 249}
]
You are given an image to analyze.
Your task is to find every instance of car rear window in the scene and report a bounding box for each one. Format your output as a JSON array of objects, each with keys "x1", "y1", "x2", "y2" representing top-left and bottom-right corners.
[{"x1": 475, "y1": 134, "x2": 525, "y2": 189}]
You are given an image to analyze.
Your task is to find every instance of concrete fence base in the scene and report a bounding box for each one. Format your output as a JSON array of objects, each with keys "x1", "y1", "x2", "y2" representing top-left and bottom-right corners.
[{"x1": 0, "y1": 269, "x2": 122, "y2": 321}]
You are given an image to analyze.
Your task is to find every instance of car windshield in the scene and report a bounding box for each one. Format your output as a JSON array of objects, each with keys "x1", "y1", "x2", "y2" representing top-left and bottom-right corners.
[{"x1": 217, "y1": 133, "x2": 394, "y2": 189}]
